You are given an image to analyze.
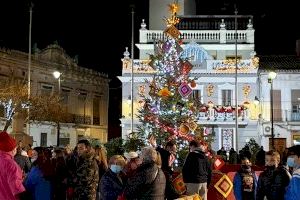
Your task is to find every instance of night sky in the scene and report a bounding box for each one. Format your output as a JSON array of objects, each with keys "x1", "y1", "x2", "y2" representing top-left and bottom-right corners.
[{"x1": 1, "y1": 0, "x2": 300, "y2": 138}]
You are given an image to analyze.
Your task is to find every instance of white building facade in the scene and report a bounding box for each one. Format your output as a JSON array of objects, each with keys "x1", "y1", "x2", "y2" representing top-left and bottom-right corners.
[
  {"x1": 119, "y1": 0, "x2": 260, "y2": 152},
  {"x1": 0, "y1": 44, "x2": 109, "y2": 147},
  {"x1": 258, "y1": 56, "x2": 300, "y2": 152}
]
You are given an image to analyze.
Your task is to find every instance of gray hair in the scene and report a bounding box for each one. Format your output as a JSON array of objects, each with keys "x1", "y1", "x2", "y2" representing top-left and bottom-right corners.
[{"x1": 141, "y1": 146, "x2": 157, "y2": 162}]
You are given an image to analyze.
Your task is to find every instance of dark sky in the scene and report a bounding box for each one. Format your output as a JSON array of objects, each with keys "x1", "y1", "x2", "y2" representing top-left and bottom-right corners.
[
  {"x1": 0, "y1": 0, "x2": 300, "y2": 77},
  {"x1": 1, "y1": 0, "x2": 300, "y2": 137}
]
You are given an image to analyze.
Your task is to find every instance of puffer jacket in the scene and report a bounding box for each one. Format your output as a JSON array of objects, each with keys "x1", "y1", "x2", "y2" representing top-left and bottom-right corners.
[
  {"x1": 256, "y1": 165, "x2": 291, "y2": 200},
  {"x1": 124, "y1": 161, "x2": 166, "y2": 200},
  {"x1": 100, "y1": 169, "x2": 124, "y2": 200}
]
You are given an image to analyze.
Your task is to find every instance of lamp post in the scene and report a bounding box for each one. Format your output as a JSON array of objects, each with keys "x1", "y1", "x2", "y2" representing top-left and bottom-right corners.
[
  {"x1": 53, "y1": 71, "x2": 61, "y2": 147},
  {"x1": 268, "y1": 71, "x2": 277, "y2": 150}
]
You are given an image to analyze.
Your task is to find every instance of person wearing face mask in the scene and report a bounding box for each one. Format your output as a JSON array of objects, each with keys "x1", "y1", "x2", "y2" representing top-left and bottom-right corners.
[
  {"x1": 233, "y1": 157, "x2": 258, "y2": 200},
  {"x1": 256, "y1": 150, "x2": 291, "y2": 200},
  {"x1": 285, "y1": 145, "x2": 300, "y2": 200},
  {"x1": 100, "y1": 155, "x2": 126, "y2": 200}
]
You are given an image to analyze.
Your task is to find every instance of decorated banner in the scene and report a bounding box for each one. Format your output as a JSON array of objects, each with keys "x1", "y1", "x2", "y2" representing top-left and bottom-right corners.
[
  {"x1": 214, "y1": 174, "x2": 233, "y2": 198},
  {"x1": 214, "y1": 157, "x2": 225, "y2": 170}
]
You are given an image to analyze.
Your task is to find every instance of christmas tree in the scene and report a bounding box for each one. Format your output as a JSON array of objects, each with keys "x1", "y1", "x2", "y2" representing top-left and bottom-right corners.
[{"x1": 136, "y1": 3, "x2": 214, "y2": 151}]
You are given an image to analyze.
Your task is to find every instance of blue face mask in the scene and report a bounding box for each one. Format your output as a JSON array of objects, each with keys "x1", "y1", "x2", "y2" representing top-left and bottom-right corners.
[
  {"x1": 287, "y1": 157, "x2": 295, "y2": 167},
  {"x1": 110, "y1": 164, "x2": 122, "y2": 174}
]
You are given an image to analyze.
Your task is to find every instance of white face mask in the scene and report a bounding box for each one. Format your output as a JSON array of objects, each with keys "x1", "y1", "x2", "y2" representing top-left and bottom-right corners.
[
  {"x1": 110, "y1": 164, "x2": 122, "y2": 174},
  {"x1": 287, "y1": 157, "x2": 295, "y2": 167}
]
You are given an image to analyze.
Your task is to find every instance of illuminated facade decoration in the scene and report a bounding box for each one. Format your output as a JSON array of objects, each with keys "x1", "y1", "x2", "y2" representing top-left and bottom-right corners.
[
  {"x1": 243, "y1": 85, "x2": 251, "y2": 98},
  {"x1": 206, "y1": 84, "x2": 215, "y2": 97}
]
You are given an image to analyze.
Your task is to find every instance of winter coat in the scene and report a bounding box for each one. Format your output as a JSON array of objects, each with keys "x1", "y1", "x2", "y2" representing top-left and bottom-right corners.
[
  {"x1": 156, "y1": 147, "x2": 173, "y2": 176},
  {"x1": 73, "y1": 152, "x2": 99, "y2": 200},
  {"x1": 229, "y1": 150, "x2": 238, "y2": 164},
  {"x1": 233, "y1": 167, "x2": 258, "y2": 200},
  {"x1": 24, "y1": 166, "x2": 52, "y2": 200},
  {"x1": 285, "y1": 168, "x2": 300, "y2": 200},
  {"x1": 182, "y1": 149, "x2": 212, "y2": 185},
  {"x1": 0, "y1": 151, "x2": 25, "y2": 200},
  {"x1": 124, "y1": 161, "x2": 166, "y2": 200},
  {"x1": 52, "y1": 157, "x2": 68, "y2": 200},
  {"x1": 100, "y1": 169, "x2": 124, "y2": 200},
  {"x1": 255, "y1": 150, "x2": 266, "y2": 167},
  {"x1": 14, "y1": 154, "x2": 31, "y2": 173},
  {"x1": 256, "y1": 165, "x2": 291, "y2": 200}
]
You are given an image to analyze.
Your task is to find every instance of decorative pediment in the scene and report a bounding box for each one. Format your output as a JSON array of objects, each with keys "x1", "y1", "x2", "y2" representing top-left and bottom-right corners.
[
  {"x1": 182, "y1": 42, "x2": 213, "y2": 63},
  {"x1": 38, "y1": 43, "x2": 77, "y2": 66}
]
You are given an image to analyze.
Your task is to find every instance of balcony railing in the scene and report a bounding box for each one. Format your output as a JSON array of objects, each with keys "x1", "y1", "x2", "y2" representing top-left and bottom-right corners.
[
  {"x1": 93, "y1": 116, "x2": 100, "y2": 125},
  {"x1": 139, "y1": 29, "x2": 253, "y2": 44},
  {"x1": 197, "y1": 107, "x2": 248, "y2": 122},
  {"x1": 176, "y1": 15, "x2": 253, "y2": 30},
  {"x1": 291, "y1": 113, "x2": 300, "y2": 121},
  {"x1": 285, "y1": 110, "x2": 300, "y2": 122},
  {"x1": 72, "y1": 114, "x2": 91, "y2": 125}
]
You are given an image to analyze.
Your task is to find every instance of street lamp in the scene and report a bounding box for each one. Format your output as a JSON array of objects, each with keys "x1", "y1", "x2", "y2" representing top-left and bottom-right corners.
[
  {"x1": 53, "y1": 71, "x2": 61, "y2": 147},
  {"x1": 268, "y1": 71, "x2": 277, "y2": 150}
]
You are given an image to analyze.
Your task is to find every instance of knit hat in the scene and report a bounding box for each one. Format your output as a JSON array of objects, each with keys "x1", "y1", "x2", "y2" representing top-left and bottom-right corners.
[
  {"x1": 124, "y1": 151, "x2": 139, "y2": 159},
  {"x1": 0, "y1": 131, "x2": 17, "y2": 152}
]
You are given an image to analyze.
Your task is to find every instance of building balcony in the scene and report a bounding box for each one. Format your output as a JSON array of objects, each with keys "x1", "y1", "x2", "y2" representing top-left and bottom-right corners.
[
  {"x1": 139, "y1": 29, "x2": 253, "y2": 44},
  {"x1": 285, "y1": 110, "x2": 300, "y2": 122},
  {"x1": 197, "y1": 106, "x2": 249, "y2": 125},
  {"x1": 71, "y1": 114, "x2": 92, "y2": 125}
]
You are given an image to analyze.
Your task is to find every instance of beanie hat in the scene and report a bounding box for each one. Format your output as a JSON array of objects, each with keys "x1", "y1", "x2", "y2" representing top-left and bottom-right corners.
[
  {"x1": 0, "y1": 131, "x2": 17, "y2": 152},
  {"x1": 124, "y1": 151, "x2": 139, "y2": 159}
]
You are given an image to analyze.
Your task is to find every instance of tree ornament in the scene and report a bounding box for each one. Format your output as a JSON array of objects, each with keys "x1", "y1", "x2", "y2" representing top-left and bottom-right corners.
[
  {"x1": 182, "y1": 61, "x2": 192, "y2": 75},
  {"x1": 178, "y1": 83, "x2": 193, "y2": 98},
  {"x1": 188, "y1": 121, "x2": 198, "y2": 131},
  {"x1": 179, "y1": 123, "x2": 190, "y2": 135},
  {"x1": 190, "y1": 80, "x2": 196, "y2": 88},
  {"x1": 158, "y1": 87, "x2": 171, "y2": 97},
  {"x1": 162, "y1": 41, "x2": 172, "y2": 52},
  {"x1": 164, "y1": 25, "x2": 181, "y2": 39}
]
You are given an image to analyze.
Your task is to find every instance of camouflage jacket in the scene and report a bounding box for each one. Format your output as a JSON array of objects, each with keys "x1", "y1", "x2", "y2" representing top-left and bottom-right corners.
[{"x1": 73, "y1": 152, "x2": 99, "y2": 200}]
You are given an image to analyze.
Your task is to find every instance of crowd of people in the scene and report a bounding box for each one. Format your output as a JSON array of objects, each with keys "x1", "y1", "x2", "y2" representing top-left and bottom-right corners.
[{"x1": 1, "y1": 130, "x2": 300, "y2": 200}]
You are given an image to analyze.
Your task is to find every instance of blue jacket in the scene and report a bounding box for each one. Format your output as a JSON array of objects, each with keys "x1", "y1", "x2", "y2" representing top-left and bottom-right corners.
[
  {"x1": 233, "y1": 168, "x2": 258, "y2": 200},
  {"x1": 24, "y1": 166, "x2": 52, "y2": 200},
  {"x1": 285, "y1": 168, "x2": 300, "y2": 200}
]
